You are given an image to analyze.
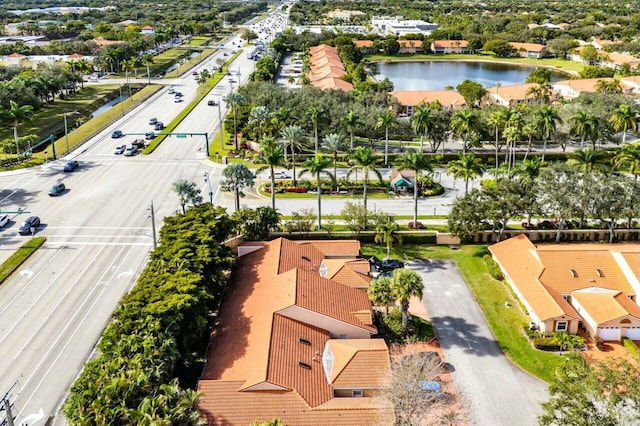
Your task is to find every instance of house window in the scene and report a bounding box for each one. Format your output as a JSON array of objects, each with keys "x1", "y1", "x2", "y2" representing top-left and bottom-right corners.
[
  {"x1": 352, "y1": 389, "x2": 363, "y2": 398},
  {"x1": 562, "y1": 295, "x2": 570, "y2": 302},
  {"x1": 556, "y1": 321, "x2": 568, "y2": 332},
  {"x1": 339, "y1": 334, "x2": 348, "y2": 339}
]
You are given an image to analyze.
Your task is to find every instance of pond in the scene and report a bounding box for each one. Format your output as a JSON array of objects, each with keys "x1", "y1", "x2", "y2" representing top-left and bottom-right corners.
[
  {"x1": 90, "y1": 94, "x2": 129, "y2": 118},
  {"x1": 374, "y1": 60, "x2": 567, "y2": 91}
]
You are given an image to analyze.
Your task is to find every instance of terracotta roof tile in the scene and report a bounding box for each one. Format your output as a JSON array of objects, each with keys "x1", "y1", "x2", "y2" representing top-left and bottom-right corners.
[
  {"x1": 398, "y1": 40, "x2": 423, "y2": 47},
  {"x1": 391, "y1": 90, "x2": 466, "y2": 108},
  {"x1": 572, "y1": 290, "x2": 639, "y2": 323},
  {"x1": 432, "y1": 40, "x2": 468, "y2": 48},
  {"x1": 486, "y1": 83, "x2": 540, "y2": 102},
  {"x1": 327, "y1": 339, "x2": 390, "y2": 386},
  {"x1": 553, "y1": 78, "x2": 614, "y2": 93},
  {"x1": 278, "y1": 238, "x2": 325, "y2": 274},
  {"x1": 300, "y1": 240, "x2": 361, "y2": 257},
  {"x1": 509, "y1": 42, "x2": 545, "y2": 52},
  {"x1": 353, "y1": 40, "x2": 373, "y2": 48}
]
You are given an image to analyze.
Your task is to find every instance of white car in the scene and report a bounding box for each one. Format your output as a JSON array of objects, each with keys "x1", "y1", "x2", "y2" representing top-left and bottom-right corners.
[
  {"x1": 167, "y1": 87, "x2": 175, "y2": 94},
  {"x1": 273, "y1": 171, "x2": 292, "y2": 179},
  {"x1": 114, "y1": 144, "x2": 126, "y2": 155},
  {"x1": 0, "y1": 214, "x2": 9, "y2": 228},
  {"x1": 124, "y1": 146, "x2": 137, "y2": 156}
]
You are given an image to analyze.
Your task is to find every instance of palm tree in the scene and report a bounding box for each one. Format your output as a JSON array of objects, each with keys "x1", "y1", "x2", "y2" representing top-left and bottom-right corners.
[
  {"x1": 346, "y1": 146, "x2": 383, "y2": 213},
  {"x1": 395, "y1": 150, "x2": 433, "y2": 227},
  {"x1": 522, "y1": 122, "x2": 539, "y2": 161},
  {"x1": 570, "y1": 111, "x2": 599, "y2": 150},
  {"x1": 220, "y1": 163, "x2": 255, "y2": 212},
  {"x1": 141, "y1": 54, "x2": 154, "y2": 84},
  {"x1": 375, "y1": 218, "x2": 402, "y2": 259},
  {"x1": 307, "y1": 106, "x2": 322, "y2": 153},
  {"x1": 256, "y1": 136, "x2": 285, "y2": 209},
  {"x1": 504, "y1": 109, "x2": 524, "y2": 173},
  {"x1": 249, "y1": 105, "x2": 271, "y2": 139},
  {"x1": 525, "y1": 82, "x2": 552, "y2": 104},
  {"x1": 7, "y1": 100, "x2": 34, "y2": 157},
  {"x1": 610, "y1": 104, "x2": 638, "y2": 145},
  {"x1": 280, "y1": 125, "x2": 307, "y2": 185},
  {"x1": 487, "y1": 109, "x2": 507, "y2": 174},
  {"x1": 410, "y1": 104, "x2": 437, "y2": 152},
  {"x1": 390, "y1": 268, "x2": 424, "y2": 330},
  {"x1": 225, "y1": 92, "x2": 244, "y2": 150},
  {"x1": 321, "y1": 133, "x2": 344, "y2": 183},
  {"x1": 299, "y1": 153, "x2": 334, "y2": 229},
  {"x1": 342, "y1": 110, "x2": 361, "y2": 150},
  {"x1": 535, "y1": 105, "x2": 562, "y2": 162},
  {"x1": 273, "y1": 107, "x2": 292, "y2": 133},
  {"x1": 595, "y1": 79, "x2": 622, "y2": 94},
  {"x1": 450, "y1": 107, "x2": 480, "y2": 153},
  {"x1": 448, "y1": 152, "x2": 485, "y2": 194},
  {"x1": 514, "y1": 157, "x2": 544, "y2": 186},
  {"x1": 568, "y1": 148, "x2": 604, "y2": 173},
  {"x1": 367, "y1": 276, "x2": 394, "y2": 316},
  {"x1": 612, "y1": 142, "x2": 640, "y2": 180},
  {"x1": 172, "y1": 179, "x2": 202, "y2": 213},
  {"x1": 376, "y1": 111, "x2": 396, "y2": 165}
]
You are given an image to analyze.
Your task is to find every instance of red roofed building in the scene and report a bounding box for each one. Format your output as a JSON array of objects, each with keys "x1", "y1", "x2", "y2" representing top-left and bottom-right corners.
[{"x1": 307, "y1": 44, "x2": 353, "y2": 92}]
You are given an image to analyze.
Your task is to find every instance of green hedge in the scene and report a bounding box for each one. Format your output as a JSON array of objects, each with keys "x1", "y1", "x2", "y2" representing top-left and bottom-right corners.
[
  {"x1": 483, "y1": 254, "x2": 504, "y2": 280},
  {"x1": 533, "y1": 337, "x2": 561, "y2": 352},
  {"x1": 622, "y1": 337, "x2": 640, "y2": 359}
]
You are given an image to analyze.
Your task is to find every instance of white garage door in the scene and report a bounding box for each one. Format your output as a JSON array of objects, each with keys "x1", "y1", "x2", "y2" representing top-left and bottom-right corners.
[
  {"x1": 626, "y1": 327, "x2": 640, "y2": 340},
  {"x1": 597, "y1": 327, "x2": 621, "y2": 341}
]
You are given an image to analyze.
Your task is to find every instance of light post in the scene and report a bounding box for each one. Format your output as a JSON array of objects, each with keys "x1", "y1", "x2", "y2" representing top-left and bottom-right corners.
[
  {"x1": 64, "y1": 111, "x2": 80, "y2": 153},
  {"x1": 218, "y1": 101, "x2": 224, "y2": 150},
  {"x1": 118, "y1": 86, "x2": 124, "y2": 116},
  {"x1": 204, "y1": 171, "x2": 213, "y2": 205}
]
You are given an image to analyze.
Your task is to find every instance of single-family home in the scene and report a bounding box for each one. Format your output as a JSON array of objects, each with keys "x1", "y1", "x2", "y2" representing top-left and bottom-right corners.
[
  {"x1": 489, "y1": 235, "x2": 640, "y2": 341},
  {"x1": 391, "y1": 90, "x2": 467, "y2": 116},
  {"x1": 398, "y1": 40, "x2": 423, "y2": 54},
  {"x1": 3, "y1": 52, "x2": 25, "y2": 67},
  {"x1": 353, "y1": 39, "x2": 376, "y2": 54},
  {"x1": 552, "y1": 78, "x2": 621, "y2": 99},
  {"x1": 621, "y1": 76, "x2": 640, "y2": 95},
  {"x1": 485, "y1": 83, "x2": 551, "y2": 107},
  {"x1": 509, "y1": 42, "x2": 547, "y2": 59},
  {"x1": 430, "y1": 40, "x2": 470, "y2": 54},
  {"x1": 140, "y1": 25, "x2": 155, "y2": 35},
  {"x1": 197, "y1": 238, "x2": 392, "y2": 425}
]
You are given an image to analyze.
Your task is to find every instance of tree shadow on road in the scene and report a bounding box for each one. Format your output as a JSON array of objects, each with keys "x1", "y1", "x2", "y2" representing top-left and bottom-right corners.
[{"x1": 430, "y1": 314, "x2": 504, "y2": 358}]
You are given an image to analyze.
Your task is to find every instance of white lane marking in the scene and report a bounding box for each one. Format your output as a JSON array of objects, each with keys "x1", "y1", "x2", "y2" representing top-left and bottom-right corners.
[
  {"x1": 117, "y1": 271, "x2": 133, "y2": 279},
  {"x1": 47, "y1": 241, "x2": 151, "y2": 246},
  {"x1": 17, "y1": 245, "x2": 134, "y2": 418},
  {"x1": 19, "y1": 408, "x2": 44, "y2": 426},
  {"x1": 19, "y1": 270, "x2": 33, "y2": 278}
]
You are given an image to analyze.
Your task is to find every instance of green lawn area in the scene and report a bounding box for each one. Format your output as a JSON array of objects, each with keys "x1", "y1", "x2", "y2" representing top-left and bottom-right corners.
[
  {"x1": 0, "y1": 237, "x2": 45, "y2": 286},
  {"x1": 186, "y1": 36, "x2": 212, "y2": 47},
  {"x1": 367, "y1": 53, "x2": 585, "y2": 76},
  {"x1": 360, "y1": 243, "x2": 563, "y2": 382}
]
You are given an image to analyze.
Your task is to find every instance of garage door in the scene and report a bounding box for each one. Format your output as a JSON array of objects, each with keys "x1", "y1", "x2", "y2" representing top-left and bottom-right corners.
[
  {"x1": 597, "y1": 327, "x2": 621, "y2": 341},
  {"x1": 626, "y1": 327, "x2": 640, "y2": 340}
]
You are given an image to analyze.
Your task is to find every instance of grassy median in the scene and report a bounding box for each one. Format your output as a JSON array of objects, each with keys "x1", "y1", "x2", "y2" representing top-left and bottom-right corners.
[{"x1": 0, "y1": 237, "x2": 46, "y2": 286}]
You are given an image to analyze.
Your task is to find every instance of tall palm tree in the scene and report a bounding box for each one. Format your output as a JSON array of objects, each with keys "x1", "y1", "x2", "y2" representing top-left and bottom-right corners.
[
  {"x1": 612, "y1": 142, "x2": 640, "y2": 180},
  {"x1": 450, "y1": 107, "x2": 480, "y2": 153},
  {"x1": 346, "y1": 146, "x2": 383, "y2": 213},
  {"x1": 299, "y1": 153, "x2": 334, "y2": 229},
  {"x1": 273, "y1": 107, "x2": 292, "y2": 133},
  {"x1": 487, "y1": 109, "x2": 507, "y2": 174},
  {"x1": 342, "y1": 110, "x2": 361, "y2": 149},
  {"x1": 595, "y1": 79, "x2": 622, "y2": 94},
  {"x1": 141, "y1": 54, "x2": 154, "y2": 84},
  {"x1": 448, "y1": 152, "x2": 485, "y2": 194},
  {"x1": 610, "y1": 104, "x2": 638, "y2": 145},
  {"x1": 410, "y1": 104, "x2": 437, "y2": 152},
  {"x1": 570, "y1": 111, "x2": 599, "y2": 149},
  {"x1": 522, "y1": 122, "x2": 539, "y2": 161},
  {"x1": 395, "y1": 150, "x2": 433, "y2": 227},
  {"x1": 172, "y1": 179, "x2": 202, "y2": 213},
  {"x1": 249, "y1": 105, "x2": 271, "y2": 140},
  {"x1": 7, "y1": 100, "x2": 34, "y2": 157},
  {"x1": 376, "y1": 111, "x2": 396, "y2": 165},
  {"x1": 535, "y1": 105, "x2": 562, "y2": 162},
  {"x1": 514, "y1": 157, "x2": 544, "y2": 186},
  {"x1": 568, "y1": 148, "x2": 604, "y2": 174},
  {"x1": 225, "y1": 92, "x2": 244, "y2": 150},
  {"x1": 375, "y1": 218, "x2": 402, "y2": 260},
  {"x1": 256, "y1": 136, "x2": 285, "y2": 209},
  {"x1": 307, "y1": 105, "x2": 322, "y2": 153},
  {"x1": 321, "y1": 133, "x2": 344, "y2": 183},
  {"x1": 367, "y1": 276, "x2": 394, "y2": 316},
  {"x1": 390, "y1": 268, "x2": 424, "y2": 330},
  {"x1": 280, "y1": 125, "x2": 306, "y2": 185}
]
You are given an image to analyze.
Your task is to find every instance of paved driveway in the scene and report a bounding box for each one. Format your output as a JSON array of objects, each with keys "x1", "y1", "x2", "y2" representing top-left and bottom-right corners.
[{"x1": 410, "y1": 259, "x2": 548, "y2": 426}]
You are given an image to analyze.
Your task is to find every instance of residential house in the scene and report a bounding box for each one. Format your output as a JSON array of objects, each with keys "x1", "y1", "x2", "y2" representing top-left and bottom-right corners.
[
  {"x1": 551, "y1": 78, "x2": 625, "y2": 99},
  {"x1": 621, "y1": 76, "x2": 640, "y2": 95},
  {"x1": 568, "y1": 46, "x2": 640, "y2": 71},
  {"x1": 398, "y1": 40, "x2": 423, "y2": 54},
  {"x1": 489, "y1": 235, "x2": 640, "y2": 341},
  {"x1": 308, "y1": 44, "x2": 353, "y2": 92},
  {"x1": 391, "y1": 90, "x2": 467, "y2": 116},
  {"x1": 353, "y1": 40, "x2": 376, "y2": 54},
  {"x1": 485, "y1": 83, "x2": 551, "y2": 107},
  {"x1": 3, "y1": 53, "x2": 25, "y2": 67},
  {"x1": 430, "y1": 40, "x2": 470, "y2": 54},
  {"x1": 509, "y1": 42, "x2": 547, "y2": 59},
  {"x1": 197, "y1": 238, "x2": 392, "y2": 425},
  {"x1": 140, "y1": 25, "x2": 155, "y2": 35}
]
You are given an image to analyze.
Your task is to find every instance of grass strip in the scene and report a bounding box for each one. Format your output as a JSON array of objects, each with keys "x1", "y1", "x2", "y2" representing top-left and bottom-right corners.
[{"x1": 0, "y1": 237, "x2": 46, "y2": 286}]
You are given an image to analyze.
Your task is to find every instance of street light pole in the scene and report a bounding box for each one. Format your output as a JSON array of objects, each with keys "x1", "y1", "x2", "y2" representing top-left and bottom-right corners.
[
  {"x1": 218, "y1": 102, "x2": 224, "y2": 150},
  {"x1": 64, "y1": 113, "x2": 69, "y2": 153},
  {"x1": 148, "y1": 201, "x2": 157, "y2": 249},
  {"x1": 204, "y1": 172, "x2": 213, "y2": 205}
]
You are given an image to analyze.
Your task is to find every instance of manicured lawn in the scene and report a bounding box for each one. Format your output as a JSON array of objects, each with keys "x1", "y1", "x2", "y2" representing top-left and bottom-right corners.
[
  {"x1": 187, "y1": 36, "x2": 212, "y2": 47},
  {"x1": 360, "y1": 243, "x2": 563, "y2": 382},
  {"x1": 0, "y1": 237, "x2": 46, "y2": 286}
]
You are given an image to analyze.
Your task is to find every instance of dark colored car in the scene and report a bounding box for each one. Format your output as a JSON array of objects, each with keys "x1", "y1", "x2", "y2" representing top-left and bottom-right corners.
[
  {"x1": 145, "y1": 131, "x2": 156, "y2": 140},
  {"x1": 207, "y1": 99, "x2": 217, "y2": 106},
  {"x1": 63, "y1": 160, "x2": 79, "y2": 172},
  {"x1": 48, "y1": 182, "x2": 66, "y2": 196},
  {"x1": 18, "y1": 216, "x2": 40, "y2": 235},
  {"x1": 111, "y1": 130, "x2": 123, "y2": 138},
  {"x1": 376, "y1": 259, "x2": 405, "y2": 272},
  {"x1": 154, "y1": 122, "x2": 164, "y2": 130}
]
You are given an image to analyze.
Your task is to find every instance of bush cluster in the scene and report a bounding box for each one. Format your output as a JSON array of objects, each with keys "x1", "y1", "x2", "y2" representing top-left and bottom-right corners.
[
  {"x1": 622, "y1": 337, "x2": 640, "y2": 359},
  {"x1": 483, "y1": 254, "x2": 504, "y2": 280}
]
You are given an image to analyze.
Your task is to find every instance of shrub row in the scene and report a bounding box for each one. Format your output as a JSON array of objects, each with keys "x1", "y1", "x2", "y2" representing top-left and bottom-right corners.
[
  {"x1": 533, "y1": 337, "x2": 562, "y2": 352},
  {"x1": 483, "y1": 254, "x2": 504, "y2": 280}
]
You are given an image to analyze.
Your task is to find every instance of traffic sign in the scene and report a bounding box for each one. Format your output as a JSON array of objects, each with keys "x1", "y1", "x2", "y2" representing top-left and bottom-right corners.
[{"x1": 176, "y1": 134, "x2": 187, "y2": 139}]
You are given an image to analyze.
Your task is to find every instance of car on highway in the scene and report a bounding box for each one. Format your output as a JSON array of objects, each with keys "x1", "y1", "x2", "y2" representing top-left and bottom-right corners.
[
  {"x1": 145, "y1": 132, "x2": 156, "y2": 140},
  {"x1": 207, "y1": 99, "x2": 218, "y2": 106},
  {"x1": 228, "y1": 78, "x2": 236, "y2": 83},
  {"x1": 18, "y1": 216, "x2": 40, "y2": 235},
  {"x1": 174, "y1": 91, "x2": 183, "y2": 97},
  {"x1": 111, "y1": 130, "x2": 123, "y2": 138},
  {"x1": 124, "y1": 146, "x2": 137, "y2": 156},
  {"x1": 48, "y1": 182, "x2": 66, "y2": 196},
  {"x1": 192, "y1": 71, "x2": 198, "y2": 75},
  {"x1": 114, "y1": 144, "x2": 126, "y2": 154},
  {"x1": 63, "y1": 160, "x2": 79, "y2": 172},
  {"x1": 149, "y1": 117, "x2": 158, "y2": 125},
  {"x1": 167, "y1": 87, "x2": 175, "y2": 94},
  {"x1": 375, "y1": 259, "x2": 405, "y2": 272},
  {"x1": 154, "y1": 122, "x2": 165, "y2": 130},
  {"x1": 0, "y1": 214, "x2": 9, "y2": 228},
  {"x1": 174, "y1": 96, "x2": 183, "y2": 103}
]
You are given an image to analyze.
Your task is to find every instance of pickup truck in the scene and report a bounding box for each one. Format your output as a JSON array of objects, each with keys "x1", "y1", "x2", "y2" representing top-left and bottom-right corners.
[{"x1": 132, "y1": 139, "x2": 146, "y2": 149}]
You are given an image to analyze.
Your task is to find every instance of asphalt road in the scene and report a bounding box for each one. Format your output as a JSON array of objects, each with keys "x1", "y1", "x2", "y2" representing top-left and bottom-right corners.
[
  {"x1": 410, "y1": 259, "x2": 548, "y2": 426},
  {"x1": 0, "y1": 32, "x2": 260, "y2": 426}
]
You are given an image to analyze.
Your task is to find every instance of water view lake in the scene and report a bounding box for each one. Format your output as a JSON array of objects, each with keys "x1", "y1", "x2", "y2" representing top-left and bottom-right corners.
[{"x1": 374, "y1": 61, "x2": 567, "y2": 91}]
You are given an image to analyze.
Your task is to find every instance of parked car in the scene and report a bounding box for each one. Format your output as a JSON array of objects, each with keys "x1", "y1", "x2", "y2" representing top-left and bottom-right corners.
[
  {"x1": 124, "y1": 146, "x2": 137, "y2": 156},
  {"x1": 149, "y1": 117, "x2": 158, "y2": 125},
  {"x1": 114, "y1": 144, "x2": 126, "y2": 154},
  {"x1": 111, "y1": 130, "x2": 123, "y2": 138},
  {"x1": 145, "y1": 132, "x2": 156, "y2": 140},
  {"x1": 63, "y1": 160, "x2": 79, "y2": 172},
  {"x1": 376, "y1": 259, "x2": 405, "y2": 272},
  {"x1": 18, "y1": 216, "x2": 40, "y2": 235},
  {"x1": 0, "y1": 214, "x2": 9, "y2": 228},
  {"x1": 48, "y1": 182, "x2": 66, "y2": 196},
  {"x1": 207, "y1": 99, "x2": 218, "y2": 106},
  {"x1": 154, "y1": 122, "x2": 165, "y2": 130}
]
